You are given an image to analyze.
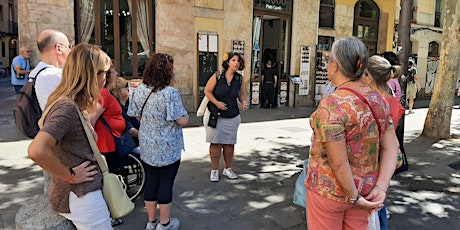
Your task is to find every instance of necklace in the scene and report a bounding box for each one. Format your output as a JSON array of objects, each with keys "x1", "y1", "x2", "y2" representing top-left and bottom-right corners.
[{"x1": 336, "y1": 80, "x2": 353, "y2": 88}]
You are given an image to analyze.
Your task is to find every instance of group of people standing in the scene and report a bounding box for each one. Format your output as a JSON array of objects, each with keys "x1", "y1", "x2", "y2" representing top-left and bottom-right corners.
[
  {"x1": 25, "y1": 29, "x2": 248, "y2": 230},
  {"x1": 27, "y1": 28, "x2": 191, "y2": 230}
]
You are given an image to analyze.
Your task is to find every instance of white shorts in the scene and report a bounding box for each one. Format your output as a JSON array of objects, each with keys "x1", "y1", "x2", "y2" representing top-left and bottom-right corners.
[{"x1": 59, "y1": 190, "x2": 112, "y2": 230}]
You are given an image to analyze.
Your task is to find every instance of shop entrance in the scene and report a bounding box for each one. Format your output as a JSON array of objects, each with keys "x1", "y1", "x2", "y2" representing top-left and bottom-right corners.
[{"x1": 250, "y1": 14, "x2": 291, "y2": 108}]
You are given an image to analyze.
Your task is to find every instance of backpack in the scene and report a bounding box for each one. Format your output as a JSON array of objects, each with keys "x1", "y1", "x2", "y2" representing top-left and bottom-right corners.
[
  {"x1": 13, "y1": 67, "x2": 49, "y2": 138},
  {"x1": 408, "y1": 67, "x2": 416, "y2": 84}
]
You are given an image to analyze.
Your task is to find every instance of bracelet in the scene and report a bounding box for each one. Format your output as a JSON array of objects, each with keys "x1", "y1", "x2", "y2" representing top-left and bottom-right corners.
[
  {"x1": 375, "y1": 185, "x2": 387, "y2": 192},
  {"x1": 349, "y1": 194, "x2": 360, "y2": 204},
  {"x1": 63, "y1": 167, "x2": 75, "y2": 183}
]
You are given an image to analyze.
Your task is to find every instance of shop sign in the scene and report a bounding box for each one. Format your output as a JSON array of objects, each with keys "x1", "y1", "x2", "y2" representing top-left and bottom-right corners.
[{"x1": 254, "y1": 0, "x2": 291, "y2": 12}]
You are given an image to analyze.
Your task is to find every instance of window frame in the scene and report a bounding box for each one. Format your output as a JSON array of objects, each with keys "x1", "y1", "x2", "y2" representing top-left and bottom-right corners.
[{"x1": 75, "y1": 0, "x2": 155, "y2": 78}]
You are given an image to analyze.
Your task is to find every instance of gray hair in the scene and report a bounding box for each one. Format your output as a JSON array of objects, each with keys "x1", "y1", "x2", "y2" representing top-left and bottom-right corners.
[{"x1": 331, "y1": 37, "x2": 369, "y2": 80}]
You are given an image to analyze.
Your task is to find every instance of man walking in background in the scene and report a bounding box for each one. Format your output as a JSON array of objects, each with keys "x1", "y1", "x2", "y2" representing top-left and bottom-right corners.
[{"x1": 11, "y1": 46, "x2": 32, "y2": 93}]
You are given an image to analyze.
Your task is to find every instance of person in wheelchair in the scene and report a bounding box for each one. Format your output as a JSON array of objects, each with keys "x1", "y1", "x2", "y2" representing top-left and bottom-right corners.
[{"x1": 111, "y1": 77, "x2": 140, "y2": 147}]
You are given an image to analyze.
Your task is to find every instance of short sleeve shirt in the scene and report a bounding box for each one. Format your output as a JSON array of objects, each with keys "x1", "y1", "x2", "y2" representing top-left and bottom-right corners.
[
  {"x1": 40, "y1": 98, "x2": 103, "y2": 213},
  {"x1": 128, "y1": 84, "x2": 188, "y2": 167},
  {"x1": 33, "y1": 62, "x2": 63, "y2": 110},
  {"x1": 306, "y1": 85, "x2": 393, "y2": 203},
  {"x1": 10, "y1": 55, "x2": 30, "y2": 86}
]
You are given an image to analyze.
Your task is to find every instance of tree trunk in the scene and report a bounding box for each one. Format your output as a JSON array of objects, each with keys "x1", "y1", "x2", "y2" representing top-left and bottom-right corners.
[
  {"x1": 396, "y1": 0, "x2": 413, "y2": 143},
  {"x1": 422, "y1": 0, "x2": 460, "y2": 139},
  {"x1": 398, "y1": 0, "x2": 412, "y2": 78}
]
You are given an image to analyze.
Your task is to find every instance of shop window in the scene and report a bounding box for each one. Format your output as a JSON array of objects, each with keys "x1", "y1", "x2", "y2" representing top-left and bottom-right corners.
[
  {"x1": 319, "y1": 0, "x2": 334, "y2": 28},
  {"x1": 353, "y1": 0, "x2": 379, "y2": 55},
  {"x1": 77, "y1": 0, "x2": 155, "y2": 78}
]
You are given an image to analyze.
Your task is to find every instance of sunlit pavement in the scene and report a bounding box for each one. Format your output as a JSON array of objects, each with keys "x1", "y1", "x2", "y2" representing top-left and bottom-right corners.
[{"x1": 1, "y1": 79, "x2": 459, "y2": 229}]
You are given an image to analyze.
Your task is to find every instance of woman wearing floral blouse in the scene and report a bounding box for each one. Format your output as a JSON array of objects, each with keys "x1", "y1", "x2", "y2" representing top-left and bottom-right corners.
[
  {"x1": 128, "y1": 53, "x2": 188, "y2": 230},
  {"x1": 305, "y1": 37, "x2": 399, "y2": 229}
]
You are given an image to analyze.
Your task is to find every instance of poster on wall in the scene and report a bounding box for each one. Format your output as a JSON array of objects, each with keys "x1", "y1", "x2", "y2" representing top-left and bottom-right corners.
[
  {"x1": 299, "y1": 46, "x2": 311, "y2": 95},
  {"x1": 232, "y1": 40, "x2": 245, "y2": 55},
  {"x1": 251, "y1": 82, "x2": 260, "y2": 105},
  {"x1": 279, "y1": 81, "x2": 288, "y2": 104}
]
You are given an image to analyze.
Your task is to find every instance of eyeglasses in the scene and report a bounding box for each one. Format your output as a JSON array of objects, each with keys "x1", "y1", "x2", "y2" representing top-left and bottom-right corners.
[
  {"x1": 25, "y1": 51, "x2": 32, "y2": 53},
  {"x1": 57, "y1": 43, "x2": 73, "y2": 50},
  {"x1": 97, "y1": 70, "x2": 109, "y2": 75},
  {"x1": 324, "y1": 54, "x2": 333, "y2": 63}
]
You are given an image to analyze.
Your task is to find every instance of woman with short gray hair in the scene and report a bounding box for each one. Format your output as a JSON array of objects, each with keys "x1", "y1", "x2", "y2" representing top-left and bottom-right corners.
[{"x1": 305, "y1": 37, "x2": 399, "y2": 229}]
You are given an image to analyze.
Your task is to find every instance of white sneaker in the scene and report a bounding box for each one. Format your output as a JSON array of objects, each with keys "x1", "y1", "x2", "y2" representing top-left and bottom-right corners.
[
  {"x1": 145, "y1": 219, "x2": 159, "y2": 230},
  {"x1": 210, "y1": 169, "x2": 219, "y2": 182},
  {"x1": 222, "y1": 168, "x2": 238, "y2": 179},
  {"x1": 156, "y1": 218, "x2": 180, "y2": 230}
]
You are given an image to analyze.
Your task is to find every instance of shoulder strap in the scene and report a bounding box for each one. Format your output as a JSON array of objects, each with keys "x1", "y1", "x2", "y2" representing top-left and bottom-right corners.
[
  {"x1": 77, "y1": 108, "x2": 109, "y2": 174},
  {"x1": 38, "y1": 96, "x2": 64, "y2": 128},
  {"x1": 30, "y1": 67, "x2": 49, "y2": 81},
  {"x1": 140, "y1": 89, "x2": 154, "y2": 117},
  {"x1": 99, "y1": 116, "x2": 114, "y2": 135},
  {"x1": 339, "y1": 87, "x2": 382, "y2": 135}
]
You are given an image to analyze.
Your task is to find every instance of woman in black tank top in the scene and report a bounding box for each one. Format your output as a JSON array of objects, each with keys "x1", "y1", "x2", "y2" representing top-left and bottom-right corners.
[{"x1": 203, "y1": 52, "x2": 247, "y2": 182}]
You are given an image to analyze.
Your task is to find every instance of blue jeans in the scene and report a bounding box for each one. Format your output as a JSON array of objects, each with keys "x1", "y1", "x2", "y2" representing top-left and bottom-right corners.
[{"x1": 378, "y1": 201, "x2": 388, "y2": 230}]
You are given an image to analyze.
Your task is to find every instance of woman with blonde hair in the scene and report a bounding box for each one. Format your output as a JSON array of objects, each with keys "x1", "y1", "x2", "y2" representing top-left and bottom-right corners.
[{"x1": 28, "y1": 44, "x2": 112, "y2": 229}]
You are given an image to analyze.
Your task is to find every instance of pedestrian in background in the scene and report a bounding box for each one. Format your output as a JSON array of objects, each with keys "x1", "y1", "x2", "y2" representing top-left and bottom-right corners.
[
  {"x1": 261, "y1": 60, "x2": 277, "y2": 108},
  {"x1": 406, "y1": 60, "x2": 421, "y2": 114},
  {"x1": 28, "y1": 44, "x2": 112, "y2": 229},
  {"x1": 89, "y1": 61, "x2": 125, "y2": 227},
  {"x1": 203, "y1": 52, "x2": 247, "y2": 182},
  {"x1": 305, "y1": 37, "x2": 399, "y2": 229},
  {"x1": 381, "y1": 52, "x2": 402, "y2": 100},
  {"x1": 128, "y1": 53, "x2": 188, "y2": 230},
  {"x1": 364, "y1": 55, "x2": 405, "y2": 230},
  {"x1": 11, "y1": 46, "x2": 32, "y2": 93}
]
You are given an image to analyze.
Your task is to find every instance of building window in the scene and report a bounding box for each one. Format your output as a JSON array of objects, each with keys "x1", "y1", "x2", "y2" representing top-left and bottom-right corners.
[
  {"x1": 319, "y1": 0, "x2": 334, "y2": 28},
  {"x1": 434, "y1": 0, "x2": 441, "y2": 27},
  {"x1": 77, "y1": 0, "x2": 155, "y2": 78},
  {"x1": 2, "y1": 42, "x2": 5, "y2": 57},
  {"x1": 0, "y1": 5, "x2": 3, "y2": 21},
  {"x1": 428, "y1": 41, "x2": 439, "y2": 57},
  {"x1": 353, "y1": 0, "x2": 379, "y2": 55}
]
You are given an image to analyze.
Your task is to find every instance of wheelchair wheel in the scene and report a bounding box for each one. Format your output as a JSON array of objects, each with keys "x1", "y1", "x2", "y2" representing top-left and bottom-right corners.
[{"x1": 122, "y1": 153, "x2": 145, "y2": 201}]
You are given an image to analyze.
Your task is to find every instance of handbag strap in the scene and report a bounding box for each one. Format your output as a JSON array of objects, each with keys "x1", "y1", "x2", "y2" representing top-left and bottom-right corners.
[
  {"x1": 339, "y1": 87, "x2": 382, "y2": 135},
  {"x1": 140, "y1": 89, "x2": 154, "y2": 117},
  {"x1": 77, "y1": 108, "x2": 109, "y2": 175},
  {"x1": 99, "y1": 116, "x2": 115, "y2": 136}
]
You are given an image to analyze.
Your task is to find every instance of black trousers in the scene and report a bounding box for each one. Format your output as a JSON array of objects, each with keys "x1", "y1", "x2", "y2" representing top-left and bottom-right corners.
[{"x1": 262, "y1": 82, "x2": 275, "y2": 107}]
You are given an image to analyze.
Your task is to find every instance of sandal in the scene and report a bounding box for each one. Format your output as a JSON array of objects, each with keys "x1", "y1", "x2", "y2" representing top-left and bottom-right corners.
[{"x1": 111, "y1": 218, "x2": 123, "y2": 227}]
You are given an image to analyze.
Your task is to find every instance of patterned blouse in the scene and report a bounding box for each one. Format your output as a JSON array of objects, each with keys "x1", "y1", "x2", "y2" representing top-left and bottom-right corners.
[
  {"x1": 127, "y1": 84, "x2": 188, "y2": 167},
  {"x1": 305, "y1": 84, "x2": 394, "y2": 203}
]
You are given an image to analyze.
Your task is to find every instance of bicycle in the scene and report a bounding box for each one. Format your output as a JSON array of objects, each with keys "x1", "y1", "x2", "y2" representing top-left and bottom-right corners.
[{"x1": 121, "y1": 148, "x2": 146, "y2": 201}]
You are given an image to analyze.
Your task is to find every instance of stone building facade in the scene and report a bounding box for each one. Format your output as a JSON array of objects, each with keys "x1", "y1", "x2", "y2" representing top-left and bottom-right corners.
[{"x1": 18, "y1": 0, "x2": 398, "y2": 111}]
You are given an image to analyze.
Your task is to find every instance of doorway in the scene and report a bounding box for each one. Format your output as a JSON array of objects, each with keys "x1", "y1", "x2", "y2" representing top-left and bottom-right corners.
[{"x1": 250, "y1": 14, "x2": 290, "y2": 108}]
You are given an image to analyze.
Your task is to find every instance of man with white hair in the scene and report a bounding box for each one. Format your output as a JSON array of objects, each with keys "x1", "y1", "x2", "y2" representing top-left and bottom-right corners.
[{"x1": 11, "y1": 46, "x2": 32, "y2": 93}]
